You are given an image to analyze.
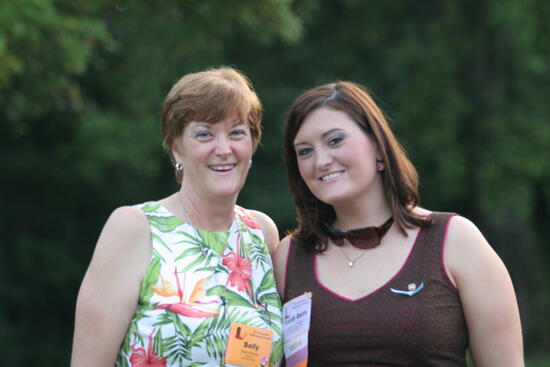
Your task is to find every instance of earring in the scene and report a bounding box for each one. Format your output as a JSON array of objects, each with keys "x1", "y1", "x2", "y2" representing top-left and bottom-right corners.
[
  {"x1": 249, "y1": 159, "x2": 253, "y2": 168},
  {"x1": 376, "y1": 159, "x2": 385, "y2": 171},
  {"x1": 175, "y1": 162, "x2": 183, "y2": 172}
]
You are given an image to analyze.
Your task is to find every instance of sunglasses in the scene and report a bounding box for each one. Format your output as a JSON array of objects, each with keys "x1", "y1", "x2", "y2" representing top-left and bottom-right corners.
[{"x1": 324, "y1": 217, "x2": 394, "y2": 249}]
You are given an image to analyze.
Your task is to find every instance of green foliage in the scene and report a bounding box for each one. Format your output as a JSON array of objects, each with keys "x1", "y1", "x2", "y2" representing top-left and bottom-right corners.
[{"x1": 2, "y1": 0, "x2": 549, "y2": 364}]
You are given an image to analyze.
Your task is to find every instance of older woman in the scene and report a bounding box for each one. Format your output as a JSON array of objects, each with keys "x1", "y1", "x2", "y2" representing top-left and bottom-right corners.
[
  {"x1": 72, "y1": 67, "x2": 283, "y2": 366},
  {"x1": 274, "y1": 81, "x2": 523, "y2": 366}
]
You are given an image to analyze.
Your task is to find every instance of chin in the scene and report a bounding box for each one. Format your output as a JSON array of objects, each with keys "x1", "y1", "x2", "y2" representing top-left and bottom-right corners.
[
  {"x1": 316, "y1": 193, "x2": 350, "y2": 207},
  {"x1": 210, "y1": 184, "x2": 245, "y2": 199}
]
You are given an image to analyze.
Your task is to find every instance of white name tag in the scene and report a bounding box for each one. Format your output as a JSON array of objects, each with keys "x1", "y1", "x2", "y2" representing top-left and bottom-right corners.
[{"x1": 283, "y1": 293, "x2": 312, "y2": 367}]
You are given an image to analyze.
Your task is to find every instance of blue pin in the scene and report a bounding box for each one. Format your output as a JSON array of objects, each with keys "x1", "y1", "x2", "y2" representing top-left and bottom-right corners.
[{"x1": 390, "y1": 282, "x2": 424, "y2": 296}]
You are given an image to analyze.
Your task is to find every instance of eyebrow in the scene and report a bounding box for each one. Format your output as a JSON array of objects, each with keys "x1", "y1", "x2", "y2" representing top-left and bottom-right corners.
[
  {"x1": 190, "y1": 120, "x2": 245, "y2": 129},
  {"x1": 294, "y1": 128, "x2": 344, "y2": 147}
]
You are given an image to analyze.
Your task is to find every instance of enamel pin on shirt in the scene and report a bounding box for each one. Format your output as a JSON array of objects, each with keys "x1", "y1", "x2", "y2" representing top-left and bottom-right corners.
[
  {"x1": 283, "y1": 292, "x2": 312, "y2": 367},
  {"x1": 390, "y1": 282, "x2": 424, "y2": 296}
]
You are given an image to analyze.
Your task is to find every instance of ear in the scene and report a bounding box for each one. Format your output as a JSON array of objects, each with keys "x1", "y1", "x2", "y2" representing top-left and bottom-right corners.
[
  {"x1": 169, "y1": 137, "x2": 183, "y2": 165},
  {"x1": 372, "y1": 140, "x2": 382, "y2": 161}
]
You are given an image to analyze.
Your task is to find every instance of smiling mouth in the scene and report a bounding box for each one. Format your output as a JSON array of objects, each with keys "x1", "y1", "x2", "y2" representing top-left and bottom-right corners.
[
  {"x1": 319, "y1": 170, "x2": 345, "y2": 182},
  {"x1": 209, "y1": 164, "x2": 236, "y2": 172}
]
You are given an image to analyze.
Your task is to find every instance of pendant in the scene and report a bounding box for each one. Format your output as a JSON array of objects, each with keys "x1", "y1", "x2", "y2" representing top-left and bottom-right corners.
[{"x1": 348, "y1": 261, "x2": 354, "y2": 268}]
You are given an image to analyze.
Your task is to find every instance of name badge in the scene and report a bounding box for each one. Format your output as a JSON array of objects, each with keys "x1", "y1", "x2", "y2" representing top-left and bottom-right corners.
[
  {"x1": 283, "y1": 293, "x2": 312, "y2": 367},
  {"x1": 225, "y1": 323, "x2": 273, "y2": 367}
]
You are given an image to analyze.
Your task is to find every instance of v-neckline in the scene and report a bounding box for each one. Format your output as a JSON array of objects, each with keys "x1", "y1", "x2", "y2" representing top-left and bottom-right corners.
[{"x1": 313, "y1": 226, "x2": 424, "y2": 302}]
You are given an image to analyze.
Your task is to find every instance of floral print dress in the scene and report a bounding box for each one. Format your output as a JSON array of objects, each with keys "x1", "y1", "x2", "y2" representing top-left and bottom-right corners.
[{"x1": 116, "y1": 202, "x2": 283, "y2": 367}]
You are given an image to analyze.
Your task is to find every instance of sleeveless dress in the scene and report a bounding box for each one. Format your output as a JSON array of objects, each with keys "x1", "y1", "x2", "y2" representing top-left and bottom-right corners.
[
  {"x1": 284, "y1": 213, "x2": 468, "y2": 366},
  {"x1": 116, "y1": 201, "x2": 283, "y2": 367}
]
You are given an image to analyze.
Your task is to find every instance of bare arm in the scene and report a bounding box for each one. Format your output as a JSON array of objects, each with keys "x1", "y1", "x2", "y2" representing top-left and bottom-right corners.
[
  {"x1": 250, "y1": 210, "x2": 279, "y2": 256},
  {"x1": 71, "y1": 206, "x2": 152, "y2": 366},
  {"x1": 273, "y1": 236, "x2": 291, "y2": 299},
  {"x1": 445, "y1": 216, "x2": 523, "y2": 367}
]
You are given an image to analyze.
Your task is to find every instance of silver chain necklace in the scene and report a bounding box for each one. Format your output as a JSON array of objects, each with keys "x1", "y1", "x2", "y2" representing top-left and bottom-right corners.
[{"x1": 339, "y1": 246, "x2": 368, "y2": 268}]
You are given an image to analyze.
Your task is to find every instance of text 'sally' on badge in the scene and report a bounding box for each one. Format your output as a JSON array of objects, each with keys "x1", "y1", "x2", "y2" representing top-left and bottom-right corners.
[
  {"x1": 225, "y1": 323, "x2": 273, "y2": 367},
  {"x1": 283, "y1": 293, "x2": 312, "y2": 367}
]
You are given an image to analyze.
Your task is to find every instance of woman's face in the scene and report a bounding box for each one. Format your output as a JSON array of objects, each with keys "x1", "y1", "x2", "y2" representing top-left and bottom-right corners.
[
  {"x1": 172, "y1": 115, "x2": 254, "y2": 200},
  {"x1": 293, "y1": 107, "x2": 381, "y2": 206}
]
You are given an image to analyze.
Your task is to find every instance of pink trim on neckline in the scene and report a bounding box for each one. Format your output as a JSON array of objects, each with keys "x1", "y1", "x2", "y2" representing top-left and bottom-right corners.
[
  {"x1": 441, "y1": 214, "x2": 459, "y2": 290},
  {"x1": 314, "y1": 226, "x2": 424, "y2": 302}
]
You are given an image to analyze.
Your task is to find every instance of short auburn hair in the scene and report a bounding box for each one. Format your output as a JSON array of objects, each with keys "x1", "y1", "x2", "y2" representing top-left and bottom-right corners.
[
  {"x1": 284, "y1": 81, "x2": 432, "y2": 253},
  {"x1": 160, "y1": 66, "x2": 262, "y2": 183}
]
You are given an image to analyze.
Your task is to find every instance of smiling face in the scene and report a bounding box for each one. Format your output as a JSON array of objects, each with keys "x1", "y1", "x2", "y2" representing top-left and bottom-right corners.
[
  {"x1": 171, "y1": 116, "x2": 254, "y2": 200},
  {"x1": 293, "y1": 107, "x2": 383, "y2": 207}
]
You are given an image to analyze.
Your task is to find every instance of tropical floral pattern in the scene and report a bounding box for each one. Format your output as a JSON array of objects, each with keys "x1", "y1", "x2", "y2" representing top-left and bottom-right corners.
[{"x1": 116, "y1": 202, "x2": 283, "y2": 367}]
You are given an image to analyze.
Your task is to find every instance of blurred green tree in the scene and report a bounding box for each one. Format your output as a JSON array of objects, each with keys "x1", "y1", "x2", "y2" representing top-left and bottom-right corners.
[
  {"x1": 1, "y1": 0, "x2": 549, "y2": 364},
  {"x1": 0, "y1": 0, "x2": 306, "y2": 364}
]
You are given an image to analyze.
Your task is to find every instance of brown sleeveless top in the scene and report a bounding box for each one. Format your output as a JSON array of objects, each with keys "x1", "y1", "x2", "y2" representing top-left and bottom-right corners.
[{"x1": 284, "y1": 213, "x2": 468, "y2": 366}]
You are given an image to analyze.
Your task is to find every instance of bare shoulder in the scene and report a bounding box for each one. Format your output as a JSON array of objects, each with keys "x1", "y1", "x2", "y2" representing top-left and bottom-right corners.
[
  {"x1": 88, "y1": 205, "x2": 152, "y2": 278},
  {"x1": 444, "y1": 214, "x2": 501, "y2": 286},
  {"x1": 249, "y1": 210, "x2": 279, "y2": 255},
  {"x1": 444, "y1": 215, "x2": 523, "y2": 364},
  {"x1": 103, "y1": 205, "x2": 150, "y2": 240},
  {"x1": 412, "y1": 206, "x2": 433, "y2": 217},
  {"x1": 274, "y1": 235, "x2": 292, "y2": 259},
  {"x1": 273, "y1": 235, "x2": 292, "y2": 297},
  {"x1": 445, "y1": 215, "x2": 487, "y2": 255}
]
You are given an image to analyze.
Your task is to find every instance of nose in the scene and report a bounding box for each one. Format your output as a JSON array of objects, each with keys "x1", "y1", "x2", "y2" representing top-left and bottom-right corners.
[
  {"x1": 315, "y1": 146, "x2": 333, "y2": 170},
  {"x1": 214, "y1": 136, "x2": 232, "y2": 157}
]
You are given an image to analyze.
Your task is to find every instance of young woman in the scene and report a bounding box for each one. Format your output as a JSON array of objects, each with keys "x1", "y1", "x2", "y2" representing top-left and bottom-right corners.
[
  {"x1": 274, "y1": 81, "x2": 523, "y2": 366},
  {"x1": 72, "y1": 67, "x2": 283, "y2": 366}
]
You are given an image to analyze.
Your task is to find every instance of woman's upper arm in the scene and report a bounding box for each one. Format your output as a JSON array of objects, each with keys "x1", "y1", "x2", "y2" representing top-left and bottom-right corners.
[
  {"x1": 445, "y1": 216, "x2": 523, "y2": 367},
  {"x1": 71, "y1": 206, "x2": 152, "y2": 367},
  {"x1": 250, "y1": 210, "x2": 279, "y2": 255},
  {"x1": 273, "y1": 236, "x2": 291, "y2": 298}
]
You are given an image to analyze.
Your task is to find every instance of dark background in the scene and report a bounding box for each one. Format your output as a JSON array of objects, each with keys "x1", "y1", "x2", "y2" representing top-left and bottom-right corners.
[{"x1": 1, "y1": 1, "x2": 549, "y2": 365}]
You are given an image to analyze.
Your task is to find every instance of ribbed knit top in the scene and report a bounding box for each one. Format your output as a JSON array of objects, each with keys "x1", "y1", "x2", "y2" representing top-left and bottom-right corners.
[{"x1": 284, "y1": 212, "x2": 468, "y2": 366}]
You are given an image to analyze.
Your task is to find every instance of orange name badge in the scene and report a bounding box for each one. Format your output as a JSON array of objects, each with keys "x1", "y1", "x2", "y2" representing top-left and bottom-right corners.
[{"x1": 225, "y1": 323, "x2": 273, "y2": 367}]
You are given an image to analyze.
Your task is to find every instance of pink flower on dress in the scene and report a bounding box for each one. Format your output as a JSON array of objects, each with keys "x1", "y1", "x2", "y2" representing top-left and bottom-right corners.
[
  {"x1": 130, "y1": 328, "x2": 167, "y2": 367},
  {"x1": 236, "y1": 207, "x2": 261, "y2": 229},
  {"x1": 222, "y1": 233, "x2": 253, "y2": 299}
]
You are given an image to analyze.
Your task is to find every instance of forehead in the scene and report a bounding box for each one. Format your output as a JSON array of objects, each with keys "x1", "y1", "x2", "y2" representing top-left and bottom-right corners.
[
  {"x1": 294, "y1": 108, "x2": 360, "y2": 141},
  {"x1": 186, "y1": 115, "x2": 247, "y2": 129}
]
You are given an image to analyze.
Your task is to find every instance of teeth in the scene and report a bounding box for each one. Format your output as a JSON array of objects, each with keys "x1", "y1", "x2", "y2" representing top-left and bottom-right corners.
[
  {"x1": 320, "y1": 171, "x2": 344, "y2": 181},
  {"x1": 210, "y1": 164, "x2": 234, "y2": 171}
]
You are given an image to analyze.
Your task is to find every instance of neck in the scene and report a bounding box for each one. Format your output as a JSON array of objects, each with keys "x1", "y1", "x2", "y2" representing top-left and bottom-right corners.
[
  {"x1": 179, "y1": 181, "x2": 236, "y2": 231},
  {"x1": 332, "y1": 185, "x2": 391, "y2": 231}
]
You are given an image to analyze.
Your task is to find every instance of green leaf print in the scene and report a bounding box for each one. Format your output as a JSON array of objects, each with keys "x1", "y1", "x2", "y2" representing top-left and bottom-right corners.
[
  {"x1": 241, "y1": 232, "x2": 270, "y2": 269},
  {"x1": 147, "y1": 215, "x2": 182, "y2": 232},
  {"x1": 152, "y1": 233, "x2": 173, "y2": 253},
  {"x1": 140, "y1": 255, "x2": 161, "y2": 304},
  {"x1": 206, "y1": 286, "x2": 255, "y2": 308},
  {"x1": 189, "y1": 363, "x2": 207, "y2": 367},
  {"x1": 181, "y1": 253, "x2": 208, "y2": 273},
  {"x1": 258, "y1": 269, "x2": 276, "y2": 293},
  {"x1": 270, "y1": 337, "x2": 284, "y2": 366},
  {"x1": 174, "y1": 229, "x2": 203, "y2": 245},
  {"x1": 258, "y1": 292, "x2": 283, "y2": 309},
  {"x1": 197, "y1": 230, "x2": 228, "y2": 255},
  {"x1": 162, "y1": 313, "x2": 193, "y2": 363},
  {"x1": 141, "y1": 201, "x2": 161, "y2": 213},
  {"x1": 174, "y1": 246, "x2": 202, "y2": 261},
  {"x1": 153, "y1": 327, "x2": 164, "y2": 359}
]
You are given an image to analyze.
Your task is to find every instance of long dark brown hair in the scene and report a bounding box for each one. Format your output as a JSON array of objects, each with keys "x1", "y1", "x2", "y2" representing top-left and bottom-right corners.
[{"x1": 284, "y1": 81, "x2": 432, "y2": 253}]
